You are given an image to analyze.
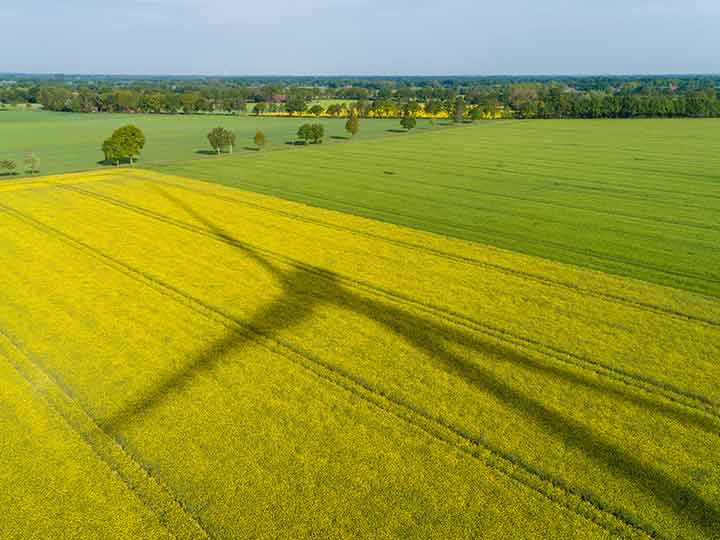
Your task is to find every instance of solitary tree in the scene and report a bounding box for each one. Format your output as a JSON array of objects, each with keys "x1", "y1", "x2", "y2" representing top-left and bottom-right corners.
[
  {"x1": 118, "y1": 125, "x2": 145, "y2": 164},
  {"x1": 24, "y1": 153, "x2": 39, "y2": 175},
  {"x1": 310, "y1": 123, "x2": 325, "y2": 143},
  {"x1": 345, "y1": 114, "x2": 360, "y2": 138},
  {"x1": 297, "y1": 124, "x2": 313, "y2": 143},
  {"x1": 207, "y1": 127, "x2": 236, "y2": 154},
  {"x1": 400, "y1": 115, "x2": 416, "y2": 131},
  {"x1": 102, "y1": 137, "x2": 123, "y2": 165},
  {"x1": 208, "y1": 127, "x2": 223, "y2": 154},
  {"x1": 0, "y1": 160, "x2": 17, "y2": 175},
  {"x1": 102, "y1": 125, "x2": 145, "y2": 165},
  {"x1": 309, "y1": 104, "x2": 324, "y2": 117},
  {"x1": 254, "y1": 130, "x2": 266, "y2": 150},
  {"x1": 297, "y1": 124, "x2": 324, "y2": 144}
]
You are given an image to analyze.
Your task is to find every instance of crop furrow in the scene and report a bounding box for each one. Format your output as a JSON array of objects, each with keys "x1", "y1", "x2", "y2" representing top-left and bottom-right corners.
[
  {"x1": 215, "y1": 179, "x2": 720, "y2": 291},
  {"x1": 146, "y1": 176, "x2": 720, "y2": 329},
  {"x1": 53, "y1": 186, "x2": 720, "y2": 421},
  {"x1": 0, "y1": 201, "x2": 660, "y2": 540},
  {"x1": 0, "y1": 329, "x2": 212, "y2": 540}
]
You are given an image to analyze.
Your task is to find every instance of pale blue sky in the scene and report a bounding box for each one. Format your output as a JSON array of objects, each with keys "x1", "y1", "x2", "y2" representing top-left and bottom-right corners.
[{"x1": 3, "y1": 1, "x2": 719, "y2": 75}]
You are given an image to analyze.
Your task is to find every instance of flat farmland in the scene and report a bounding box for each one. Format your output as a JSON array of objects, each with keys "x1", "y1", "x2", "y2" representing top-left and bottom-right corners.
[
  {"x1": 153, "y1": 119, "x2": 720, "y2": 296},
  {"x1": 0, "y1": 110, "x2": 401, "y2": 177},
  {"x1": 1, "y1": 169, "x2": 718, "y2": 539}
]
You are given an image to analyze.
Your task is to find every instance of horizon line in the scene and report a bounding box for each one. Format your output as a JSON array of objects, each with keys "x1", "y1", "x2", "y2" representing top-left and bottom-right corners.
[{"x1": 2, "y1": 71, "x2": 720, "y2": 79}]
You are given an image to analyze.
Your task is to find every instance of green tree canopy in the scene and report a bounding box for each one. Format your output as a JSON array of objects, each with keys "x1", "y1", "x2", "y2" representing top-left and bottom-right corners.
[
  {"x1": 181, "y1": 92, "x2": 201, "y2": 113},
  {"x1": 297, "y1": 124, "x2": 313, "y2": 143},
  {"x1": 24, "y1": 153, "x2": 39, "y2": 175},
  {"x1": 308, "y1": 104, "x2": 324, "y2": 117},
  {"x1": 102, "y1": 125, "x2": 145, "y2": 165},
  {"x1": 310, "y1": 123, "x2": 325, "y2": 143},
  {"x1": 326, "y1": 103, "x2": 345, "y2": 116},
  {"x1": 425, "y1": 99, "x2": 443, "y2": 117},
  {"x1": 102, "y1": 137, "x2": 123, "y2": 166},
  {"x1": 403, "y1": 101, "x2": 421, "y2": 117},
  {"x1": 254, "y1": 130, "x2": 266, "y2": 149},
  {"x1": 286, "y1": 91, "x2": 309, "y2": 116},
  {"x1": 0, "y1": 159, "x2": 17, "y2": 175},
  {"x1": 453, "y1": 97, "x2": 466, "y2": 123},
  {"x1": 345, "y1": 114, "x2": 360, "y2": 137},
  {"x1": 400, "y1": 115, "x2": 417, "y2": 131},
  {"x1": 207, "y1": 127, "x2": 236, "y2": 154},
  {"x1": 253, "y1": 102, "x2": 267, "y2": 115},
  {"x1": 297, "y1": 123, "x2": 324, "y2": 144}
]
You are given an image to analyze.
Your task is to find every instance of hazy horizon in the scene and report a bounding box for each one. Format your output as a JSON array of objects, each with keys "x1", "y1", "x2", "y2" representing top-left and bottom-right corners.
[
  {"x1": 3, "y1": 71, "x2": 720, "y2": 78},
  {"x1": 3, "y1": 1, "x2": 719, "y2": 75}
]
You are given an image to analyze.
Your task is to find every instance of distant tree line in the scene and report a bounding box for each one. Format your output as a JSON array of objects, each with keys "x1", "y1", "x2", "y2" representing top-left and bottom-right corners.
[{"x1": 1, "y1": 75, "x2": 719, "y2": 119}]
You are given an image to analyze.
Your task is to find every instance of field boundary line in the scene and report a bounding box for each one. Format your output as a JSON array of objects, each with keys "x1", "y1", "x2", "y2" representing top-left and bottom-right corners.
[
  {"x1": 145, "y1": 175, "x2": 720, "y2": 329},
  {"x1": 193, "y1": 175, "x2": 720, "y2": 295},
  {"x1": 217, "y1": 163, "x2": 715, "y2": 250},
  {"x1": 59, "y1": 184, "x2": 720, "y2": 419},
  {"x1": 228, "y1": 177, "x2": 720, "y2": 288},
  {"x1": 0, "y1": 201, "x2": 659, "y2": 540},
  {"x1": 0, "y1": 329, "x2": 212, "y2": 540}
]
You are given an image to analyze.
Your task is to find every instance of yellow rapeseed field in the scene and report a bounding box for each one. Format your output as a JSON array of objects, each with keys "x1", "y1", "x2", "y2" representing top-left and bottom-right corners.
[{"x1": 0, "y1": 169, "x2": 718, "y2": 539}]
